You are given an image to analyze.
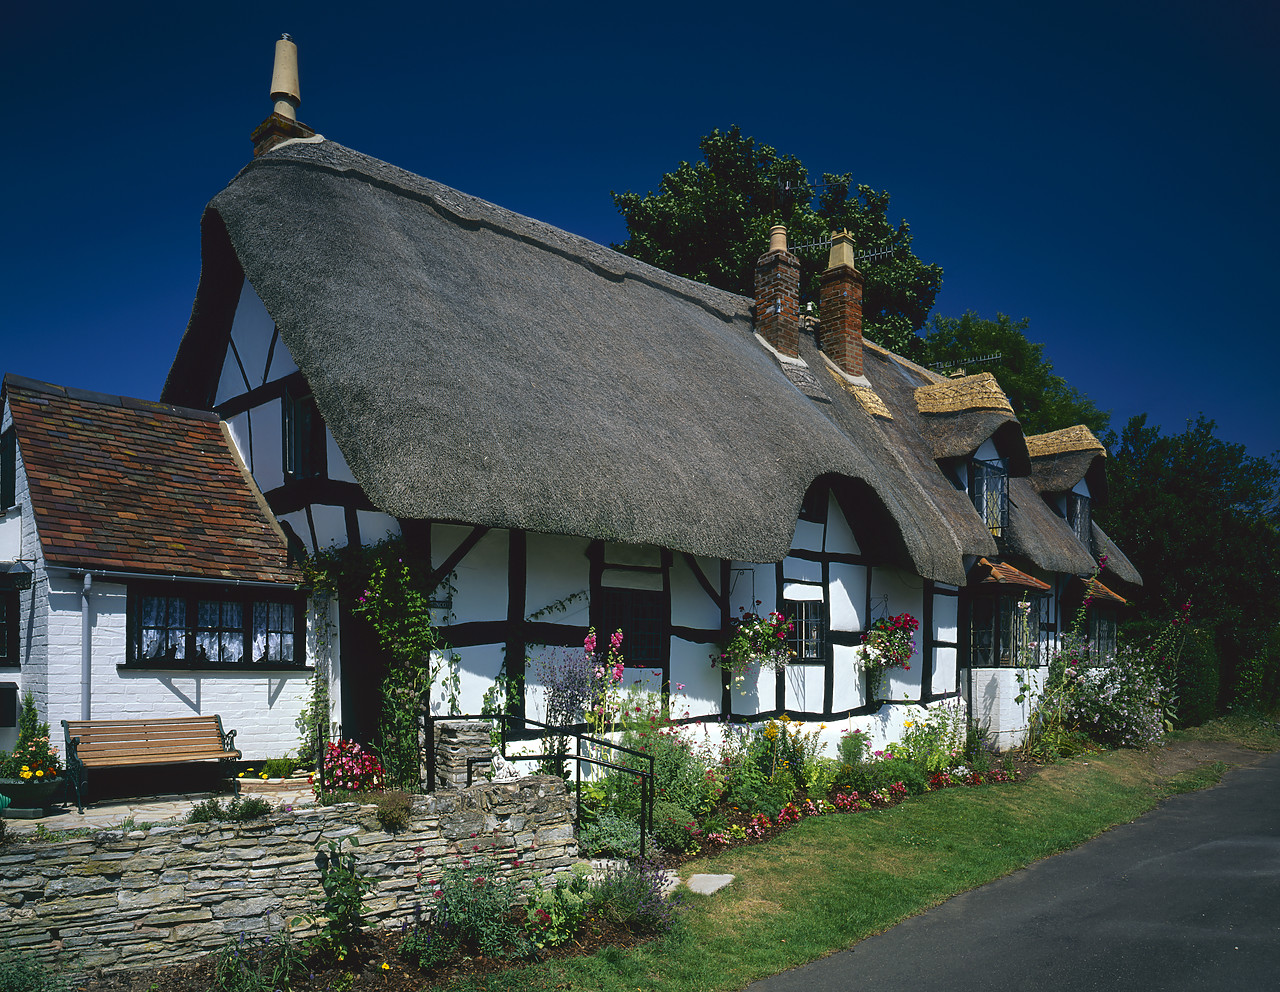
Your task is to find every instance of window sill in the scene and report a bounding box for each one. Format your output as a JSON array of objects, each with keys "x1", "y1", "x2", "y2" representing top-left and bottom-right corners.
[{"x1": 118, "y1": 662, "x2": 313, "y2": 674}]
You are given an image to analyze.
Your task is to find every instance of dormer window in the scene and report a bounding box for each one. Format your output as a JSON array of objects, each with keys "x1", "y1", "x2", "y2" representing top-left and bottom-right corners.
[
  {"x1": 970, "y1": 458, "x2": 1008, "y2": 537},
  {"x1": 1067, "y1": 492, "x2": 1091, "y2": 546},
  {"x1": 283, "y1": 385, "x2": 326, "y2": 481}
]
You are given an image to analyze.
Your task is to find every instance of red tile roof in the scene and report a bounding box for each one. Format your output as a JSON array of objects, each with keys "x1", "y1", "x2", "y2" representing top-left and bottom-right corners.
[
  {"x1": 5, "y1": 377, "x2": 300, "y2": 585},
  {"x1": 1083, "y1": 576, "x2": 1127, "y2": 605},
  {"x1": 971, "y1": 557, "x2": 1052, "y2": 591}
]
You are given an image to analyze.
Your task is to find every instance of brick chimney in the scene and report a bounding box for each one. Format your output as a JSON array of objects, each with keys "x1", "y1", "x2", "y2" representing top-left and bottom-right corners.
[
  {"x1": 251, "y1": 34, "x2": 316, "y2": 156},
  {"x1": 754, "y1": 225, "x2": 801, "y2": 357},
  {"x1": 818, "y1": 230, "x2": 864, "y2": 376}
]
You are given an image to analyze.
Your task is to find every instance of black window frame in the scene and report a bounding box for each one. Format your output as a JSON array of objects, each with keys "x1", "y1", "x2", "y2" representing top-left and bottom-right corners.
[
  {"x1": 970, "y1": 458, "x2": 1009, "y2": 537},
  {"x1": 282, "y1": 385, "x2": 327, "y2": 482},
  {"x1": 965, "y1": 590, "x2": 1042, "y2": 669},
  {"x1": 125, "y1": 582, "x2": 308, "y2": 670},
  {"x1": 1088, "y1": 605, "x2": 1118, "y2": 665},
  {"x1": 1067, "y1": 492, "x2": 1092, "y2": 546},
  {"x1": 0, "y1": 590, "x2": 17, "y2": 667},
  {"x1": 1, "y1": 427, "x2": 15, "y2": 511},
  {"x1": 598, "y1": 585, "x2": 665, "y2": 667},
  {"x1": 783, "y1": 596, "x2": 826, "y2": 666},
  {"x1": 0, "y1": 682, "x2": 17, "y2": 728}
]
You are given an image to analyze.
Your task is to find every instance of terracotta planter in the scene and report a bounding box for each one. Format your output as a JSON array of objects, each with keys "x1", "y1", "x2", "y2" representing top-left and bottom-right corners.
[{"x1": 0, "y1": 776, "x2": 64, "y2": 817}]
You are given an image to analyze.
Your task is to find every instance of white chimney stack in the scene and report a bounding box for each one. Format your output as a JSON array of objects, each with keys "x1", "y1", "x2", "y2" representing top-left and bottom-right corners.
[{"x1": 270, "y1": 34, "x2": 301, "y2": 121}]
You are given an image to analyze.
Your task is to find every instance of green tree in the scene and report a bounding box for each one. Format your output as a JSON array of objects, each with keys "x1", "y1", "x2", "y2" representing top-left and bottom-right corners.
[
  {"x1": 921, "y1": 312, "x2": 1110, "y2": 436},
  {"x1": 1098, "y1": 414, "x2": 1280, "y2": 710},
  {"x1": 611, "y1": 126, "x2": 942, "y2": 357}
]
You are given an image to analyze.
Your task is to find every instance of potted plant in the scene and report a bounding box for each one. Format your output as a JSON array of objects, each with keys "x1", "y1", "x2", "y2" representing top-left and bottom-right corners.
[
  {"x1": 713, "y1": 604, "x2": 794, "y2": 688},
  {"x1": 862, "y1": 612, "x2": 919, "y2": 699},
  {"x1": 0, "y1": 691, "x2": 64, "y2": 817}
]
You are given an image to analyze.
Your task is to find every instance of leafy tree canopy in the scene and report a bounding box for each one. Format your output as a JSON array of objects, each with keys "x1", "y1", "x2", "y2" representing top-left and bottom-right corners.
[
  {"x1": 611, "y1": 126, "x2": 943, "y2": 357},
  {"x1": 921, "y1": 312, "x2": 1110, "y2": 436},
  {"x1": 1098, "y1": 413, "x2": 1280, "y2": 701}
]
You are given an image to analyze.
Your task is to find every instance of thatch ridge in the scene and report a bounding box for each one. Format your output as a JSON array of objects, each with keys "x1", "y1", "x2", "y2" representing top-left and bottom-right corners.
[{"x1": 915, "y1": 372, "x2": 1014, "y2": 415}]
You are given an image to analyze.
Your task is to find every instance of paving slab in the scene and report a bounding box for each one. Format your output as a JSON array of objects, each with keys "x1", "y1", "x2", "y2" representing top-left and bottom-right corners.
[{"x1": 686, "y1": 872, "x2": 735, "y2": 894}]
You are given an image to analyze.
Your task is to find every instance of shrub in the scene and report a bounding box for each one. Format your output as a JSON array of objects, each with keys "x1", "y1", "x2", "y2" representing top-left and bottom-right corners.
[
  {"x1": 1175, "y1": 628, "x2": 1220, "y2": 727},
  {"x1": 374, "y1": 789, "x2": 414, "y2": 831},
  {"x1": 1067, "y1": 646, "x2": 1167, "y2": 747},
  {"x1": 429, "y1": 852, "x2": 528, "y2": 957},
  {"x1": 210, "y1": 929, "x2": 308, "y2": 992},
  {"x1": 0, "y1": 942, "x2": 65, "y2": 992},
  {"x1": 578, "y1": 810, "x2": 641, "y2": 858},
  {"x1": 526, "y1": 865, "x2": 595, "y2": 948},
  {"x1": 398, "y1": 924, "x2": 460, "y2": 969},
  {"x1": 319, "y1": 739, "x2": 385, "y2": 793},
  {"x1": 723, "y1": 751, "x2": 790, "y2": 818},
  {"x1": 839, "y1": 757, "x2": 930, "y2": 796},
  {"x1": 311, "y1": 836, "x2": 375, "y2": 961},
  {"x1": 652, "y1": 799, "x2": 698, "y2": 853},
  {"x1": 836, "y1": 728, "x2": 871, "y2": 765},
  {"x1": 187, "y1": 795, "x2": 273, "y2": 824},
  {"x1": 592, "y1": 858, "x2": 680, "y2": 934},
  {"x1": 261, "y1": 756, "x2": 300, "y2": 779},
  {"x1": 893, "y1": 702, "x2": 967, "y2": 773}
]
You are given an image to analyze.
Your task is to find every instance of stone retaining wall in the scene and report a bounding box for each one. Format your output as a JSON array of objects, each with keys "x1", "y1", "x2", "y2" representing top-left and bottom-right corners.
[{"x1": 0, "y1": 776, "x2": 577, "y2": 976}]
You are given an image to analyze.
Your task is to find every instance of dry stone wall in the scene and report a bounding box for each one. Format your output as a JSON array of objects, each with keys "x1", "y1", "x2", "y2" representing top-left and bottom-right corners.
[{"x1": 0, "y1": 776, "x2": 577, "y2": 976}]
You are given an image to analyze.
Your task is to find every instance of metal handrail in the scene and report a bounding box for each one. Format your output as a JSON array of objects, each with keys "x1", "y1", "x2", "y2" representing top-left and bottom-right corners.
[{"x1": 426, "y1": 711, "x2": 655, "y2": 857}]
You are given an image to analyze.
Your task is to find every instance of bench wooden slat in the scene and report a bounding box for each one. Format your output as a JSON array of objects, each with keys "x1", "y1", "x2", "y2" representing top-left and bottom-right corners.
[{"x1": 62, "y1": 714, "x2": 242, "y2": 812}]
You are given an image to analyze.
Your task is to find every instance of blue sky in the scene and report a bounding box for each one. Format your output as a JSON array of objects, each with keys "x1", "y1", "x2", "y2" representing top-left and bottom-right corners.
[{"x1": 3, "y1": 1, "x2": 1276, "y2": 458}]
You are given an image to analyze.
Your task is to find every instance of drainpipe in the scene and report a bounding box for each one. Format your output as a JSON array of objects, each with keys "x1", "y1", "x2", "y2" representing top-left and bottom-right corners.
[{"x1": 81, "y1": 574, "x2": 92, "y2": 720}]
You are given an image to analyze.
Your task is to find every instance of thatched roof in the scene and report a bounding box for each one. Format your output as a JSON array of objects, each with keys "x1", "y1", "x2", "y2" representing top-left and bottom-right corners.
[
  {"x1": 1092, "y1": 523, "x2": 1142, "y2": 587},
  {"x1": 162, "y1": 137, "x2": 1136, "y2": 591},
  {"x1": 163, "y1": 139, "x2": 968, "y2": 576},
  {"x1": 1026, "y1": 425, "x2": 1108, "y2": 504}
]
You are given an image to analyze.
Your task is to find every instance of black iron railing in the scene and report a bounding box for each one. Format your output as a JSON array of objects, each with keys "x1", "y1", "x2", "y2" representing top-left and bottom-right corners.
[{"x1": 423, "y1": 712, "x2": 655, "y2": 857}]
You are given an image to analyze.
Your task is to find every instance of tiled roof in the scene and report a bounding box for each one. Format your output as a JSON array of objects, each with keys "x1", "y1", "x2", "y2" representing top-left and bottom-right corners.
[
  {"x1": 4, "y1": 376, "x2": 300, "y2": 585},
  {"x1": 971, "y1": 557, "x2": 1052, "y2": 591},
  {"x1": 1083, "y1": 576, "x2": 1128, "y2": 605}
]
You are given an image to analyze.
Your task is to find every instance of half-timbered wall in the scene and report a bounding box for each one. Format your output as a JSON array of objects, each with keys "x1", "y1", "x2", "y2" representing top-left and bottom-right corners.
[{"x1": 209, "y1": 283, "x2": 979, "y2": 754}]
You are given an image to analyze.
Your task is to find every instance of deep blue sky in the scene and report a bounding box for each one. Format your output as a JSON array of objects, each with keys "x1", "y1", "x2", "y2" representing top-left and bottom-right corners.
[{"x1": 3, "y1": 1, "x2": 1276, "y2": 459}]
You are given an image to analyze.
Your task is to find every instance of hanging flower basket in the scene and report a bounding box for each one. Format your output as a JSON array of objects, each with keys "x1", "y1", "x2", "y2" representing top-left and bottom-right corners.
[
  {"x1": 713, "y1": 606, "x2": 794, "y2": 686},
  {"x1": 862, "y1": 613, "x2": 919, "y2": 699}
]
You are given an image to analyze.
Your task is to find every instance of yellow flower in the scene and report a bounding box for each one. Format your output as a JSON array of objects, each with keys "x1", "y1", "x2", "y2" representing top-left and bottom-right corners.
[
  {"x1": 20, "y1": 771, "x2": 32, "y2": 779},
  {"x1": 21, "y1": 766, "x2": 29, "y2": 772},
  {"x1": 238, "y1": 772, "x2": 245, "y2": 778},
  {"x1": 904, "y1": 721, "x2": 915, "y2": 728},
  {"x1": 381, "y1": 962, "x2": 391, "y2": 971},
  {"x1": 35, "y1": 770, "x2": 44, "y2": 778}
]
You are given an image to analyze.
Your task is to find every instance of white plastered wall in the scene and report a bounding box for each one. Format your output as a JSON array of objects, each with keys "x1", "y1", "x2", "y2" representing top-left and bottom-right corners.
[{"x1": 41, "y1": 574, "x2": 324, "y2": 760}]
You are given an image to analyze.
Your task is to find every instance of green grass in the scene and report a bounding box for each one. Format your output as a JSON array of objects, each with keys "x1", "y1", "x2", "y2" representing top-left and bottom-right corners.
[{"x1": 450, "y1": 734, "x2": 1276, "y2": 992}]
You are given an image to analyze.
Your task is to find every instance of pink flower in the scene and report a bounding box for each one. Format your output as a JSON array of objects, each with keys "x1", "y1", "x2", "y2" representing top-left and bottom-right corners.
[
  {"x1": 610, "y1": 630, "x2": 624, "y2": 650},
  {"x1": 584, "y1": 632, "x2": 597, "y2": 654},
  {"x1": 676, "y1": 683, "x2": 685, "y2": 691}
]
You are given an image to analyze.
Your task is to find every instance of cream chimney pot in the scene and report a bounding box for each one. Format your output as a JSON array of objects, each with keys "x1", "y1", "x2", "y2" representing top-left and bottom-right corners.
[
  {"x1": 270, "y1": 34, "x2": 301, "y2": 121},
  {"x1": 828, "y1": 229, "x2": 858, "y2": 271},
  {"x1": 768, "y1": 225, "x2": 788, "y2": 253}
]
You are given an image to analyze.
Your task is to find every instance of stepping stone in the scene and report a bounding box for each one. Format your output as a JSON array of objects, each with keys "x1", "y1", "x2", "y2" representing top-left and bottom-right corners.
[{"x1": 686, "y1": 873, "x2": 735, "y2": 895}]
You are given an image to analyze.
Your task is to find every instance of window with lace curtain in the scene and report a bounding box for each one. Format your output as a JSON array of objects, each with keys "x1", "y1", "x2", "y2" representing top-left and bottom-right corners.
[{"x1": 127, "y1": 584, "x2": 305, "y2": 668}]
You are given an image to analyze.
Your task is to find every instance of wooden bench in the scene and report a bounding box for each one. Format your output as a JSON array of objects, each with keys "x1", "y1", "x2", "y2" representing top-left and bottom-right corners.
[{"x1": 62, "y1": 715, "x2": 242, "y2": 813}]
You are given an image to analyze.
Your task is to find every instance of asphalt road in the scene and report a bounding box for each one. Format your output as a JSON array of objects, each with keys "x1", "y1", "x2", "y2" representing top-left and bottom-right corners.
[{"x1": 748, "y1": 750, "x2": 1280, "y2": 992}]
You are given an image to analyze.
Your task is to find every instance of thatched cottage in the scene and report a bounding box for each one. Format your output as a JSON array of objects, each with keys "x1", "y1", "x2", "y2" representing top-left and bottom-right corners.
[{"x1": 0, "y1": 39, "x2": 1138, "y2": 759}]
